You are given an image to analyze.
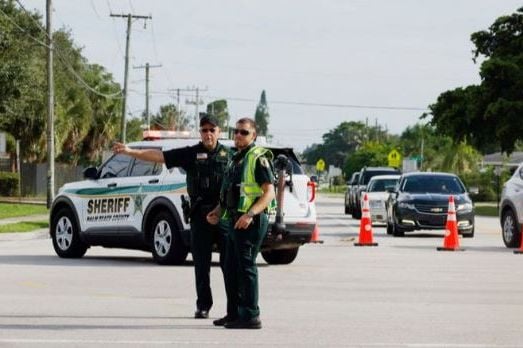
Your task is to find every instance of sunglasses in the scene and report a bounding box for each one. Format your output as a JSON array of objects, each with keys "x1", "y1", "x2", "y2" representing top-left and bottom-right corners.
[
  {"x1": 233, "y1": 128, "x2": 251, "y2": 136},
  {"x1": 200, "y1": 128, "x2": 216, "y2": 133}
]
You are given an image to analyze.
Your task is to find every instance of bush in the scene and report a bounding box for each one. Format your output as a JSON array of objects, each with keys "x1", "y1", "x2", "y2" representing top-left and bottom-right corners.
[
  {"x1": 461, "y1": 167, "x2": 512, "y2": 202},
  {"x1": 0, "y1": 172, "x2": 19, "y2": 196}
]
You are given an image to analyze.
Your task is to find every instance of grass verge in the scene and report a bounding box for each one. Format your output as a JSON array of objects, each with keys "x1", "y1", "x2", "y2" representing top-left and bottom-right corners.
[
  {"x1": 475, "y1": 205, "x2": 498, "y2": 217},
  {"x1": 0, "y1": 221, "x2": 49, "y2": 233},
  {"x1": 0, "y1": 203, "x2": 48, "y2": 219}
]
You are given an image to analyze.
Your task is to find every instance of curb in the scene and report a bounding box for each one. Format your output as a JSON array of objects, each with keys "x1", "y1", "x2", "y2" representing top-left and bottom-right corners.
[{"x1": 0, "y1": 228, "x2": 49, "y2": 242}]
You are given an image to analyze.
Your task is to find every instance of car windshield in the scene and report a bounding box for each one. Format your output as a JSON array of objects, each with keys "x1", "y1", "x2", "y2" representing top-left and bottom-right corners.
[
  {"x1": 362, "y1": 170, "x2": 398, "y2": 185},
  {"x1": 401, "y1": 176, "x2": 465, "y2": 194},
  {"x1": 368, "y1": 179, "x2": 399, "y2": 192}
]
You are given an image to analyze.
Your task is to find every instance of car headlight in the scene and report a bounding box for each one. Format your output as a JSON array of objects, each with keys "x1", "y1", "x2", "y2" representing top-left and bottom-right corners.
[
  {"x1": 398, "y1": 202, "x2": 415, "y2": 209},
  {"x1": 456, "y1": 203, "x2": 473, "y2": 212}
]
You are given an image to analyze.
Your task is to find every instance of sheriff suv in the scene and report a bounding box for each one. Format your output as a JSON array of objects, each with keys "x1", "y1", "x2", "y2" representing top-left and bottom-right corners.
[{"x1": 49, "y1": 135, "x2": 317, "y2": 265}]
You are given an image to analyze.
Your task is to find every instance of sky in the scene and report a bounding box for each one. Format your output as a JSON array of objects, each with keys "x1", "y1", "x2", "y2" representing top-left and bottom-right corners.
[{"x1": 21, "y1": 0, "x2": 522, "y2": 151}]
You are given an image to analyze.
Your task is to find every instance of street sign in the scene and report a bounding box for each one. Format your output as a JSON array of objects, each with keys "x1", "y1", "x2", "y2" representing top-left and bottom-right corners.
[
  {"x1": 387, "y1": 149, "x2": 401, "y2": 168},
  {"x1": 316, "y1": 158, "x2": 326, "y2": 172}
]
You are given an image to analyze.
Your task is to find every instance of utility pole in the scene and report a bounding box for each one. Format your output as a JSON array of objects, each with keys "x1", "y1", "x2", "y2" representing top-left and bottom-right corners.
[
  {"x1": 168, "y1": 88, "x2": 195, "y2": 130},
  {"x1": 133, "y1": 63, "x2": 161, "y2": 130},
  {"x1": 110, "y1": 13, "x2": 152, "y2": 142},
  {"x1": 46, "y1": 0, "x2": 55, "y2": 207},
  {"x1": 185, "y1": 87, "x2": 208, "y2": 130}
]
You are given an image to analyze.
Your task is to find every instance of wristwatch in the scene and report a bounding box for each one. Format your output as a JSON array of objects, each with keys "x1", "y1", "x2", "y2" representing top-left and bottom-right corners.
[{"x1": 247, "y1": 209, "x2": 256, "y2": 218}]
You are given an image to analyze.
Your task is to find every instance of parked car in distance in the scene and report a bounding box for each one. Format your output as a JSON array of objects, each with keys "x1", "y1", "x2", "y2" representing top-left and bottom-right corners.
[
  {"x1": 344, "y1": 172, "x2": 360, "y2": 214},
  {"x1": 500, "y1": 163, "x2": 523, "y2": 248},
  {"x1": 365, "y1": 174, "x2": 400, "y2": 224},
  {"x1": 352, "y1": 166, "x2": 401, "y2": 219},
  {"x1": 386, "y1": 172, "x2": 474, "y2": 237}
]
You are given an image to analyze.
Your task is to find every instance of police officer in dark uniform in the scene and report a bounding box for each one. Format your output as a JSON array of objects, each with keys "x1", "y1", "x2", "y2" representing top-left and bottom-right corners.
[
  {"x1": 207, "y1": 117, "x2": 275, "y2": 329},
  {"x1": 113, "y1": 115, "x2": 233, "y2": 320}
]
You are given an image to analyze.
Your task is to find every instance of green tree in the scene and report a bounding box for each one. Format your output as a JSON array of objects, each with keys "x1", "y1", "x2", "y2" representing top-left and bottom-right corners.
[
  {"x1": 343, "y1": 142, "x2": 390, "y2": 178},
  {"x1": 254, "y1": 90, "x2": 269, "y2": 136},
  {"x1": 206, "y1": 99, "x2": 229, "y2": 129},
  {"x1": 0, "y1": 2, "x2": 125, "y2": 165},
  {"x1": 150, "y1": 104, "x2": 191, "y2": 131},
  {"x1": 426, "y1": 7, "x2": 523, "y2": 154},
  {"x1": 303, "y1": 121, "x2": 368, "y2": 168}
]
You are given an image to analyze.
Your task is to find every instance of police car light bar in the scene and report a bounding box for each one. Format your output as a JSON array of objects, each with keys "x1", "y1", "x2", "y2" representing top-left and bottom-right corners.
[{"x1": 143, "y1": 130, "x2": 194, "y2": 140}]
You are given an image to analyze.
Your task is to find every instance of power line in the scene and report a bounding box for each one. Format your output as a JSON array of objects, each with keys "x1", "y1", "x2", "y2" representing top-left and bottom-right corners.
[
  {"x1": 143, "y1": 90, "x2": 427, "y2": 112},
  {"x1": 7, "y1": 1, "x2": 122, "y2": 99}
]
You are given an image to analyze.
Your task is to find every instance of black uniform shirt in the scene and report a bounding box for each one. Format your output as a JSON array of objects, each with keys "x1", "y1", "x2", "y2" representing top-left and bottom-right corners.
[{"x1": 163, "y1": 142, "x2": 230, "y2": 204}]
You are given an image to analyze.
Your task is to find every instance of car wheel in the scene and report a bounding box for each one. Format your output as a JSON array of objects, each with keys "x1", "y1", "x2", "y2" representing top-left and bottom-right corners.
[
  {"x1": 344, "y1": 202, "x2": 351, "y2": 215},
  {"x1": 150, "y1": 210, "x2": 188, "y2": 265},
  {"x1": 386, "y1": 220, "x2": 393, "y2": 235},
  {"x1": 352, "y1": 207, "x2": 361, "y2": 220},
  {"x1": 51, "y1": 207, "x2": 87, "y2": 258},
  {"x1": 261, "y1": 247, "x2": 299, "y2": 265},
  {"x1": 502, "y1": 209, "x2": 520, "y2": 248},
  {"x1": 392, "y1": 223, "x2": 405, "y2": 237}
]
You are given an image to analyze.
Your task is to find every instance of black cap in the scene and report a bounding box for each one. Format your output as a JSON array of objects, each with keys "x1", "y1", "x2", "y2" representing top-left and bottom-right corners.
[{"x1": 199, "y1": 114, "x2": 219, "y2": 127}]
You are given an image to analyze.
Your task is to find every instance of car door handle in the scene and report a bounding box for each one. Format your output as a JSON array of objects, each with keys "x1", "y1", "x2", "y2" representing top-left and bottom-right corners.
[
  {"x1": 148, "y1": 179, "x2": 159, "y2": 184},
  {"x1": 107, "y1": 183, "x2": 117, "y2": 187}
]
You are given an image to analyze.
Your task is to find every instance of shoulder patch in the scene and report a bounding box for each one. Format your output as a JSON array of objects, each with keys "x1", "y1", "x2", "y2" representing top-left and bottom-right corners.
[
  {"x1": 219, "y1": 149, "x2": 227, "y2": 158},
  {"x1": 260, "y1": 157, "x2": 270, "y2": 168}
]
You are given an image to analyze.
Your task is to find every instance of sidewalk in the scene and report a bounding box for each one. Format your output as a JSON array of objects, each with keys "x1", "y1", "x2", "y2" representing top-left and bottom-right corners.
[
  {"x1": 0, "y1": 197, "x2": 46, "y2": 205},
  {"x1": 0, "y1": 214, "x2": 49, "y2": 241}
]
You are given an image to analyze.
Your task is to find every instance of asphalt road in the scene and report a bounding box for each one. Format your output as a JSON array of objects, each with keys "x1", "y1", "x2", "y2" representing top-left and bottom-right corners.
[{"x1": 0, "y1": 194, "x2": 522, "y2": 347}]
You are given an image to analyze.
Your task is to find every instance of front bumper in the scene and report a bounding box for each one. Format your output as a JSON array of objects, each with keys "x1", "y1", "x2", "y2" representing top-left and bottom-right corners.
[
  {"x1": 261, "y1": 222, "x2": 315, "y2": 250},
  {"x1": 395, "y1": 207, "x2": 474, "y2": 232}
]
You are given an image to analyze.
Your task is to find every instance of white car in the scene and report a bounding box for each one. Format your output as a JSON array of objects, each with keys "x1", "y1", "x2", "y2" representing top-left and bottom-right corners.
[
  {"x1": 500, "y1": 163, "x2": 523, "y2": 248},
  {"x1": 49, "y1": 135, "x2": 317, "y2": 265},
  {"x1": 362, "y1": 174, "x2": 400, "y2": 224}
]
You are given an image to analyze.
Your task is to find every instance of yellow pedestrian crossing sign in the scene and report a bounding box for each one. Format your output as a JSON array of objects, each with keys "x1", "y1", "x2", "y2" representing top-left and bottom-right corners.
[
  {"x1": 316, "y1": 159, "x2": 326, "y2": 172},
  {"x1": 388, "y1": 149, "x2": 401, "y2": 168}
]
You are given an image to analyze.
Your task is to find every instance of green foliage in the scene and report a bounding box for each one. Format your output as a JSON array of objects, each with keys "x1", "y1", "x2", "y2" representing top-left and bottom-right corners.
[
  {"x1": 207, "y1": 99, "x2": 229, "y2": 129},
  {"x1": 0, "y1": 3, "x2": 123, "y2": 165},
  {"x1": 0, "y1": 171, "x2": 18, "y2": 196},
  {"x1": 0, "y1": 202, "x2": 48, "y2": 219},
  {"x1": 150, "y1": 104, "x2": 190, "y2": 131},
  {"x1": 427, "y1": 7, "x2": 523, "y2": 154},
  {"x1": 126, "y1": 118, "x2": 144, "y2": 143},
  {"x1": 254, "y1": 90, "x2": 269, "y2": 136},
  {"x1": 343, "y1": 142, "x2": 390, "y2": 178},
  {"x1": 0, "y1": 220, "x2": 48, "y2": 233}
]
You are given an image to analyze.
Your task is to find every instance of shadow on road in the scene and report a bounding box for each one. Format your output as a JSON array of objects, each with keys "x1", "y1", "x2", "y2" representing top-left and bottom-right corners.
[
  {"x1": 0, "y1": 254, "x2": 267, "y2": 267},
  {"x1": 392, "y1": 244, "x2": 509, "y2": 253}
]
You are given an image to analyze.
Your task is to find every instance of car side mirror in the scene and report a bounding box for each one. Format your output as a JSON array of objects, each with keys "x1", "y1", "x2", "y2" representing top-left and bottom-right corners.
[{"x1": 83, "y1": 166, "x2": 98, "y2": 180}]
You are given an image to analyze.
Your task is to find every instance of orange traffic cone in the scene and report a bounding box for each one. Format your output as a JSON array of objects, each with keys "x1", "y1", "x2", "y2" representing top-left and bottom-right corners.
[
  {"x1": 514, "y1": 226, "x2": 523, "y2": 254},
  {"x1": 437, "y1": 195, "x2": 464, "y2": 251},
  {"x1": 354, "y1": 193, "x2": 378, "y2": 246},
  {"x1": 310, "y1": 225, "x2": 324, "y2": 244}
]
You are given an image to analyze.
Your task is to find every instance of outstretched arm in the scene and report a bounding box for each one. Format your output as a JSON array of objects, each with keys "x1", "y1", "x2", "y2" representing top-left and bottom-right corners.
[{"x1": 112, "y1": 142, "x2": 165, "y2": 163}]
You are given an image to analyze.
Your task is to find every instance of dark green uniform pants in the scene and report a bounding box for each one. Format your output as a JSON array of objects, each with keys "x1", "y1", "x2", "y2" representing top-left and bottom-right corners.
[
  {"x1": 190, "y1": 206, "x2": 230, "y2": 312},
  {"x1": 225, "y1": 213, "x2": 268, "y2": 320}
]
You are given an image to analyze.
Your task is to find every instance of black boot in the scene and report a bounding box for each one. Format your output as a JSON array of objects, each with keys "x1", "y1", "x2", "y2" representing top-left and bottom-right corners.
[{"x1": 224, "y1": 316, "x2": 262, "y2": 329}]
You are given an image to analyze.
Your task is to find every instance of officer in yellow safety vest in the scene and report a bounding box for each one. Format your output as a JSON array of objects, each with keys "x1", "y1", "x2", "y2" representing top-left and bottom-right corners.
[{"x1": 207, "y1": 117, "x2": 275, "y2": 329}]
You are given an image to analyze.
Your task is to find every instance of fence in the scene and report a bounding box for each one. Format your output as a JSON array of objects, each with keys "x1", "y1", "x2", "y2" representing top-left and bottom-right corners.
[{"x1": 19, "y1": 163, "x2": 84, "y2": 196}]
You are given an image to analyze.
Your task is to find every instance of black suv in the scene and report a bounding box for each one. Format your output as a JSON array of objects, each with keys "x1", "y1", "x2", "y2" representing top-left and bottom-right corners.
[{"x1": 352, "y1": 166, "x2": 401, "y2": 219}]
